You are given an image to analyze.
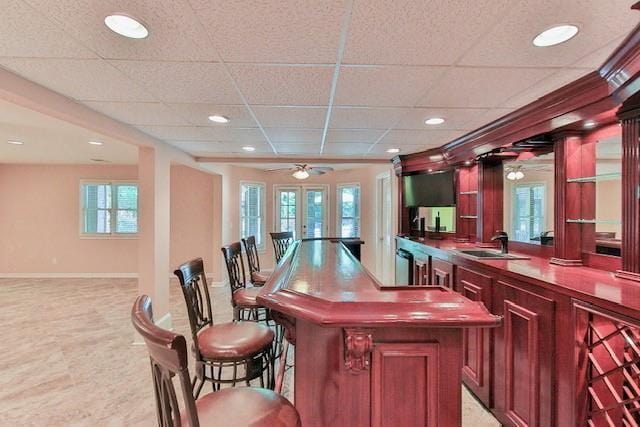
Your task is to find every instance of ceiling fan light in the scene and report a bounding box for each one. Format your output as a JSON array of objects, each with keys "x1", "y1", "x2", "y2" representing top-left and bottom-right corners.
[
  {"x1": 292, "y1": 169, "x2": 309, "y2": 180},
  {"x1": 506, "y1": 171, "x2": 517, "y2": 181},
  {"x1": 514, "y1": 171, "x2": 525, "y2": 180}
]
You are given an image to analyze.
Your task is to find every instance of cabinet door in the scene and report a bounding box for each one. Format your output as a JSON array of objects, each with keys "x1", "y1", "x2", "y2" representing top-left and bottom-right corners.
[
  {"x1": 413, "y1": 258, "x2": 430, "y2": 285},
  {"x1": 431, "y1": 258, "x2": 454, "y2": 289},
  {"x1": 455, "y1": 267, "x2": 493, "y2": 406},
  {"x1": 493, "y1": 280, "x2": 555, "y2": 427}
]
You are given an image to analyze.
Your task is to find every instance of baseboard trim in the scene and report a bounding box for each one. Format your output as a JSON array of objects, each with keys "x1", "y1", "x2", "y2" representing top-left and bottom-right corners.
[{"x1": 0, "y1": 272, "x2": 138, "y2": 278}]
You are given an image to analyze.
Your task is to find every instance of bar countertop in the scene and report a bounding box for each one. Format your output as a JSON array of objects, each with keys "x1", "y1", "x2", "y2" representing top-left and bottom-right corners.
[{"x1": 257, "y1": 239, "x2": 500, "y2": 328}]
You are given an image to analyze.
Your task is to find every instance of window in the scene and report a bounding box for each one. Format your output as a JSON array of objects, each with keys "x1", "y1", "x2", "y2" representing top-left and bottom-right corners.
[
  {"x1": 80, "y1": 181, "x2": 138, "y2": 236},
  {"x1": 512, "y1": 183, "x2": 545, "y2": 242},
  {"x1": 240, "y1": 182, "x2": 266, "y2": 249},
  {"x1": 278, "y1": 189, "x2": 298, "y2": 237},
  {"x1": 337, "y1": 184, "x2": 360, "y2": 238}
]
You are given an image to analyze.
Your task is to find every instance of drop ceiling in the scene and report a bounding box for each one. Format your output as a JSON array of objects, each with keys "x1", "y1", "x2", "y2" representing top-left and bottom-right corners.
[{"x1": 0, "y1": 0, "x2": 637, "y2": 161}]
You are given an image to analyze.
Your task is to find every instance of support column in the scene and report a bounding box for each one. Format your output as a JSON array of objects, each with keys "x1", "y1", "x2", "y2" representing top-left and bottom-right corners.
[
  {"x1": 616, "y1": 99, "x2": 640, "y2": 281},
  {"x1": 137, "y1": 146, "x2": 171, "y2": 329},
  {"x1": 550, "y1": 132, "x2": 590, "y2": 266},
  {"x1": 476, "y1": 161, "x2": 503, "y2": 244}
]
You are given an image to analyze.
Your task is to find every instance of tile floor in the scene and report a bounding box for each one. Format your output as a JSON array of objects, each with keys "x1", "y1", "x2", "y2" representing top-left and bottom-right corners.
[{"x1": 0, "y1": 278, "x2": 500, "y2": 426}]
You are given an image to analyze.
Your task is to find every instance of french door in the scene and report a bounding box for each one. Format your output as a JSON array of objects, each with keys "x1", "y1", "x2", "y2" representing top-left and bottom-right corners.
[{"x1": 274, "y1": 185, "x2": 328, "y2": 239}]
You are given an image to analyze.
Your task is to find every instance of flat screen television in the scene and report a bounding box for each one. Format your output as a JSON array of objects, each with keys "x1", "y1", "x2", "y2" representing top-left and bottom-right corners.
[{"x1": 403, "y1": 170, "x2": 455, "y2": 207}]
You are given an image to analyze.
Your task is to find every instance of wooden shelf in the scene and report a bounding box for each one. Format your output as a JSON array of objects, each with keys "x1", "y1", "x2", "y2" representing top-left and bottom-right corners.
[
  {"x1": 566, "y1": 172, "x2": 622, "y2": 183},
  {"x1": 459, "y1": 215, "x2": 478, "y2": 219},
  {"x1": 566, "y1": 219, "x2": 622, "y2": 224},
  {"x1": 459, "y1": 191, "x2": 478, "y2": 195}
]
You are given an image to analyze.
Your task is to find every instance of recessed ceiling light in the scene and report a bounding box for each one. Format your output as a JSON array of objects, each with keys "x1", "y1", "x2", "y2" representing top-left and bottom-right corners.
[
  {"x1": 386, "y1": 148, "x2": 400, "y2": 153},
  {"x1": 7, "y1": 140, "x2": 23, "y2": 145},
  {"x1": 584, "y1": 120, "x2": 596, "y2": 129},
  {"x1": 242, "y1": 146, "x2": 255, "y2": 152},
  {"x1": 104, "y1": 14, "x2": 149, "y2": 39},
  {"x1": 533, "y1": 25, "x2": 579, "y2": 47},
  {"x1": 428, "y1": 168, "x2": 433, "y2": 172},
  {"x1": 88, "y1": 141, "x2": 103, "y2": 146},
  {"x1": 464, "y1": 160, "x2": 472, "y2": 165},
  {"x1": 425, "y1": 117, "x2": 445, "y2": 125},
  {"x1": 208, "y1": 115, "x2": 230, "y2": 124}
]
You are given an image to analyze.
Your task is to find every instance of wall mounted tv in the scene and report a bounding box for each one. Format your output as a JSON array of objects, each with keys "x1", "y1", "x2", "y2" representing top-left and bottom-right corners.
[{"x1": 403, "y1": 170, "x2": 456, "y2": 207}]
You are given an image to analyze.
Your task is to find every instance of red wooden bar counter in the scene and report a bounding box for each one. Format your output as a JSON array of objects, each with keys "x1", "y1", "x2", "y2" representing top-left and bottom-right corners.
[{"x1": 258, "y1": 239, "x2": 500, "y2": 427}]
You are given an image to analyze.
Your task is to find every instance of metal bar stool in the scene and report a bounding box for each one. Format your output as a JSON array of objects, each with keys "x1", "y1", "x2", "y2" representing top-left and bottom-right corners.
[
  {"x1": 270, "y1": 231, "x2": 294, "y2": 264},
  {"x1": 173, "y1": 258, "x2": 274, "y2": 397},
  {"x1": 221, "y1": 242, "x2": 269, "y2": 322},
  {"x1": 131, "y1": 295, "x2": 300, "y2": 427},
  {"x1": 242, "y1": 235, "x2": 272, "y2": 286}
]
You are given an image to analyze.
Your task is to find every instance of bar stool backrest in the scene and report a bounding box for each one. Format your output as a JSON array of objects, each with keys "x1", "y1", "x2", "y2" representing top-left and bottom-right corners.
[
  {"x1": 242, "y1": 235, "x2": 261, "y2": 276},
  {"x1": 173, "y1": 258, "x2": 213, "y2": 363},
  {"x1": 221, "y1": 242, "x2": 247, "y2": 294},
  {"x1": 131, "y1": 295, "x2": 200, "y2": 427},
  {"x1": 270, "y1": 231, "x2": 294, "y2": 264}
]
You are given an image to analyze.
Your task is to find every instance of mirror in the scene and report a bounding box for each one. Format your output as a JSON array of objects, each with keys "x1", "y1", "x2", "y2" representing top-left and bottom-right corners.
[
  {"x1": 503, "y1": 152, "x2": 555, "y2": 246},
  {"x1": 592, "y1": 133, "x2": 622, "y2": 256}
]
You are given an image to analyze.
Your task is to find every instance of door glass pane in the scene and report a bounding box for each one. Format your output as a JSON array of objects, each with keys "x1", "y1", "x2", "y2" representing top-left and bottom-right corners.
[
  {"x1": 278, "y1": 190, "x2": 297, "y2": 238},
  {"x1": 305, "y1": 190, "x2": 324, "y2": 238}
]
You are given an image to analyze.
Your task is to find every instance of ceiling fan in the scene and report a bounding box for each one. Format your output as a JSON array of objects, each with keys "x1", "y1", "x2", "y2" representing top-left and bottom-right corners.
[{"x1": 267, "y1": 164, "x2": 334, "y2": 180}]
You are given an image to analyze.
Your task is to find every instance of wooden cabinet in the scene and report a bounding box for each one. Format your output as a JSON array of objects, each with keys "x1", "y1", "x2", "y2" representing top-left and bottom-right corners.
[
  {"x1": 492, "y1": 280, "x2": 555, "y2": 427},
  {"x1": 455, "y1": 267, "x2": 493, "y2": 406},
  {"x1": 413, "y1": 258, "x2": 430, "y2": 285},
  {"x1": 431, "y1": 258, "x2": 454, "y2": 289}
]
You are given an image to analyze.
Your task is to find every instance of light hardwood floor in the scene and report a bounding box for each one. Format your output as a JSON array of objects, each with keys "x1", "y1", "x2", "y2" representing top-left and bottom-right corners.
[{"x1": 0, "y1": 278, "x2": 499, "y2": 426}]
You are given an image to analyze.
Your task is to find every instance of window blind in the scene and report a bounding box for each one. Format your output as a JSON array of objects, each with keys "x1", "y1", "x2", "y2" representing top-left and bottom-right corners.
[
  {"x1": 338, "y1": 185, "x2": 360, "y2": 238},
  {"x1": 241, "y1": 183, "x2": 265, "y2": 248},
  {"x1": 81, "y1": 182, "x2": 138, "y2": 235}
]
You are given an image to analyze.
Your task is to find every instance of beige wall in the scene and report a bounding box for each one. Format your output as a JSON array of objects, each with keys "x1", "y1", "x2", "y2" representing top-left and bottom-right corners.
[
  {"x1": 0, "y1": 163, "x2": 218, "y2": 276},
  {"x1": 215, "y1": 163, "x2": 396, "y2": 276},
  {"x1": 595, "y1": 179, "x2": 622, "y2": 237}
]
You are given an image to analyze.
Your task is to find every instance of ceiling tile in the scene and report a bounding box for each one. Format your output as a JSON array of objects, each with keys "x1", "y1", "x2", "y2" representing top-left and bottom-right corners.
[
  {"x1": 272, "y1": 143, "x2": 321, "y2": 155},
  {"x1": 370, "y1": 144, "x2": 428, "y2": 156},
  {"x1": 571, "y1": 36, "x2": 626, "y2": 69},
  {"x1": 394, "y1": 108, "x2": 488, "y2": 130},
  {"x1": 165, "y1": 104, "x2": 257, "y2": 127},
  {"x1": 172, "y1": 141, "x2": 273, "y2": 156},
  {"x1": 229, "y1": 64, "x2": 333, "y2": 106},
  {"x1": 138, "y1": 125, "x2": 264, "y2": 142},
  {"x1": 0, "y1": 0, "x2": 97, "y2": 59},
  {"x1": 190, "y1": 0, "x2": 347, "y2": 63},
  {"x1": 83, "y1": 101, "x2": 189, "y2": 126},
  {"x1": 326, "y1": 129, "x2": 385, "y2": 144},
  {"x1": 460, "y1": 108, "x2": 516, "y2": 132},
  {"x1": 379, "y1": 129, "x2": 465, "y2": 146},
  {"x1": 264, "y1": 128, "x2": 323, "y2": 144},
  {"x1": 251, "y1": 106, "x2": 327, "y2": 129},
  {"x1": 458, "y1": 0, "x2": 637, "y2": 68},
  {"x1": 109, "y1": 61, "x2": 241, "y2": 104},
  {"x1": 343, "y1": 0, "x2": 512, "y2": 66},
  {"x1": 0, "y1": 58, "x2": 155, "y2": 101},
  {"x1": 417, "y1": 66, "x2": 555, "y2": 108},
  {"x1": 501, "y1": 68, "x2": 591, "y2": 109},
  {"x1": 25, "y1": 0, "x2": 216, "y2": 61},
  {"x1": 323, "y1": 143, "x2": 372, "y2": 155},
  {"x1": 335, "y1": 66, "x2": 446, "y2": 107},
  {"x1": 330, "y1": 107, "x2": 406, "y2": 129}
]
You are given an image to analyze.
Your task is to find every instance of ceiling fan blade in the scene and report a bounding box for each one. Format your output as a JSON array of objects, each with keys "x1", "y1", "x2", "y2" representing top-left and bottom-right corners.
[
  {"x1": 307, "y1": 169, "x2": 325, "y2": 175},
  {"x1": 310, "y1": 166, "x2": 334, "y2": 173},
  {"x1": 266, "y1": 167, "x2": 294, "y2": 172}
]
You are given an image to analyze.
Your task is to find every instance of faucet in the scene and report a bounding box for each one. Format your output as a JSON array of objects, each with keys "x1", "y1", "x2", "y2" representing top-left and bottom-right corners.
[{"x1": 491, "y1": 231, "x2": 509, "y2": 254}]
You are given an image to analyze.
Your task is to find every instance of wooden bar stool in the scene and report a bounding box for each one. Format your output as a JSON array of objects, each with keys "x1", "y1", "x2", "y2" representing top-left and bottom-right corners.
[
  {"x1": 221, "y1": 242, "x2": 269, "y2": 322},
  {"x1": 270, "y1": 231, "x2": 294, "y2": 264},
  {"x1": 242, "y1": 235, "x2": 272, "y2": 286},
  {"x1": 131, "y1": 295, "x2": 300, "y2": 427},
  {"x1": 174, "y1": 258, "x2": 274, "y2": 397}
]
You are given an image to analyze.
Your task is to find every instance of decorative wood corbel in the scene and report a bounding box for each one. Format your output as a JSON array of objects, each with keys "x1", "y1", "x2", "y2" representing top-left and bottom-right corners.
[
  {"x1": 344, "y1": 329, "x2": 373, "y2": 374},
  {"x1": 270, "y1": 311, "x2": 296, "y2": 345}
]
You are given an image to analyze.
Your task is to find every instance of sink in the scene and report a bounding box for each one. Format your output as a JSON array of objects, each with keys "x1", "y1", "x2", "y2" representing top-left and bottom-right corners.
[{"x1": 454, "y1": 249, "x2": 530, "y2": 260}]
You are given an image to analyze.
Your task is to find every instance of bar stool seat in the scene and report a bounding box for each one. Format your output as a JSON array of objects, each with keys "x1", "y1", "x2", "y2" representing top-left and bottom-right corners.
[
  {"x1": 198, "y1": 322, "x2": 274, "y2": 360},
  {"x1": 232, "y1": 286, "x2": 262, "y2": 307},
  {"x1": 181, "y1": 387, "x2": 300, "y2": 427}
]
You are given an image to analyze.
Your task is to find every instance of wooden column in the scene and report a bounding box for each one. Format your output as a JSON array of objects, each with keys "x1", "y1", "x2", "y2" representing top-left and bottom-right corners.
[
  {"x1": 476, "y1": 161, "x2": 503, "y2": 244},
  {"x1": 616, "y1": 98, "x2": 640, "y2": 281},
  {"x1": 550, "y1": 133, "x2": 585, "y2": 266}
]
